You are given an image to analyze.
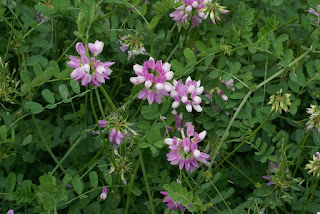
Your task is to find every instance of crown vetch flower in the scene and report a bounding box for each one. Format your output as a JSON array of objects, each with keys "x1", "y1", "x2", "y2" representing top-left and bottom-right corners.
[
  {"x1": 67, "y1": 41, "x2": 114, "y2": 87},
  {"x1": 170, "y1": 0, "x2": 206, "y2": 27},
  {"x1": 98, "y1": 120, "x2": 107, "y2": 128},
  {"x1": 199, "y1": 1, "x2": 229, "y2": 24},
  {"x1": 7, "y1": 210, "x2": 14, "y2": 214},
  {"x1": 267, "y1": 89, "x2": 291, "y2": 114},
  {"x1": 306, "y1": 104, "x2": 320, "y2": 134},
  {"x1": 305, "y1": 152, "x2": 320, "y2": 178},
  {"x1": 308, "y1": 5, "x2": 320, "y2": 26},
  {"x1": 109, "y1": 129, "x2": 124, "y2": 148},
  {"x1": 100, "y1": 187, "x2": 108, "y2": 200},
  {"x1": 160, "y1": 191, "x2": 186, "y2": 211},
  {"x1": 170, "y1": 76, "x2": 204, "y2": 112},
  {"x1": 119, "y1": 34, "x2": 147, "y2": 60},
  {"x1": 262, "y1": 162, "x2": 279, "y2": 186},
  {"x1": 130, "y1": 57, "x2": 173, "y2": 104},
  {"x1": 165, "y1": 124, "x2": 211, "y2": 172}
]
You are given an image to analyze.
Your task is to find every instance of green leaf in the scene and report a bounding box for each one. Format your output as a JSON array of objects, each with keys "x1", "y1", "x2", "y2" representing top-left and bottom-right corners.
[
  {"x1": 24, "y1": 101, "x2": 44, "y2": 114},
  {"x1": 130, "y1": 186, "x2": 142, "y2": 196},
  {"x1": 70, "y1": 79, "x2": 80, "y2": 94},
  {"x1": 89, "y1": 171, "x2": 98, "y2": 188},
  {"x1": 0, "y1": 125, "x2": 7, "y2": 140},
  {"x1": 22, "y1": 134, "x2": 32, "y2": 146},
  {"x1": 209, "y1": 70, "x2": 221, "y2": 79},
  {"x1": 72, "y1": 175, "x2": 83, "y2": 195},
  {"x1": 171, "y1": 59, "x2": 184, "y2": 77},
  {"x1": 58, "y1": 84, "x2": 69, "y2": 99},
  {"x1": 6, "y1": 172, "x2": 16, "y2": 193},
  {"x1": 141, "y1": 105, "x2": 160, "y2": 120},
  {"x1": 145, "y1": 128, "x2": 161, "y2": 143},
  {"x1": 41, "y1": 89, "x2": 55, "y2": 104},
  {"x1": 183, "y1": 48, "x2": 197, "y2": 67}
]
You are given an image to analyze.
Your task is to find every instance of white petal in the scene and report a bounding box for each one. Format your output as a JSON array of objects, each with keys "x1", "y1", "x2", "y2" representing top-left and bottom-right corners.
[
  {"x1": 165, "y1": 71, "x2": 174, "y2": 80},
  {"x1": 193, "y1": 96, "x2": 202, "y2": 103},
  {"x1": 188, "y1": 85, "x2": 196, "y2": 93},
  {"x1": 193, "y1": 104, "x2": 202, "y2": 112},
  {"x1": 186, "y1": 104, "x2": 192, "y2": 112},
  {"x1": 181, "y1": 96, "x2": 188, "y2": 103},
  {"x1": 172, "y1": 101, "x2": 180, "y2": 109},
  {"x1": 155, "y1": 83, "x2": 163, "y2": 90},
  {"x1": 133, "y1": 64, "x2": 143, "y2": 75},
  {"x1": 199, "y1": 131, "x2": 206, "y2": 140},
  {"x1": 193, "y1": 150, "x2": 201, "y2": 158},
  {"x1": 162, "y1": 62, "x2": 171, "y2": 73},
  {"x1": 196, "y1": 86, "x2": 204, "y2": 95},
  {"x1": 145, "y1": 80, "x2": 152, "y2": 88},
  {"x1": 164, "y1": 138, "x2": 173, "y2": 145}
]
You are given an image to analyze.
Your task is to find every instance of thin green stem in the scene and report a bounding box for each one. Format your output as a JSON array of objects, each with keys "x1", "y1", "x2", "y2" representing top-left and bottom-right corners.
[
  {"x1": 51, "y1": 136, "x2": 82, "y2": 174},
  {"x1": 95, "y1": 87, "x2": 106, "y2": 119},
  {"x1": 99, "y1": 86, "x2": 120, "y2": 116},
  {"x1": 32, "y1": 114, "x2": 66, "y2": 174},
  {"x1": 211, "y1": 110, "x2": 274, "y2": 170},
  {"x1": 303, "y1": 179, "x2": 319, "y2": 214},
  {"x1": 225, "y1": 158, "x2": 256, "y2": 185},
  {"x1": 125, "y1": 159, "x2": 141, "y2": 214},
  {"x1": 137, "y1": 141, "x2": 156, "y2": 214},
  {"x1": 293, "y1": 131, "x2": 311, "y2": 177},
  {"x1": 210, "y1": 180, "x2": 233, "y2": 214}
]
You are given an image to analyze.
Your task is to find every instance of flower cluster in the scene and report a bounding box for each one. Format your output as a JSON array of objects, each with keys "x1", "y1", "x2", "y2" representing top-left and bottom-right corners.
[
  {"x1": 68, "y1": 41, "x2": 114, "y2": 87},
  {"x1": 119, "y1": 34, "x2": 147, "y2": 60},
  {"x1": 130, "y1": 57, "x2": 174, "y2": 104},
  {"x1": 7, "y1": 210, "x2": 14, "y2": 214},
  {"x1": 306, "y1": 104, "x2": 320, "y2": 134},
  {"x1": 160, "y1": 191, "x2": 186, "y2": 211},
  {"x1": 170, "y1": 0, "x2": 229, "y2": 27},
  {"x1": 165, "y1": 124, "x2": 211, "y2": 172},
  {"x1": 305, "y1": 152, "x2": 320, "y2": 178},
  {"x1": 267, "y1": 89, "x2": 291, "y2": 114},
  {"x1": 170, "y1": 77, "x2": 204, "y2": 112},
  {"x1": 262, "y1": 162, "x2": 279, "y2": 186}
]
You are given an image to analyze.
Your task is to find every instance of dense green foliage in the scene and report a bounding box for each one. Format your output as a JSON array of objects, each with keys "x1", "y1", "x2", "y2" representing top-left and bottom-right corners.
[{"x1": 1, "y1": 0, "x2": 320, "y2": 213}]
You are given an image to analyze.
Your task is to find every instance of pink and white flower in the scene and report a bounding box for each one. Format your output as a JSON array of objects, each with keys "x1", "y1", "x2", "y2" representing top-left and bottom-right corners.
[
  {"x1": 160, "y1": 191, "x2": 186, "y2": 211},
  {"x1": 130, "y1": 57, "x2": 173, "y2": 104},
  {"x1": 100, "y1": 187, "x2": 108, "y2": 200},
  {"x1": 109, "y1": 129, "x2": 124, "y2": 148},
  {"x1": 170, "y1": 76, "x2": 204, "y2": 112},
  {"x1": 67, "y1": 41, "x2": 114, "y2": 87},
  {"x1": 165, "y1": 124, "x2": 211, "y2": 172}
]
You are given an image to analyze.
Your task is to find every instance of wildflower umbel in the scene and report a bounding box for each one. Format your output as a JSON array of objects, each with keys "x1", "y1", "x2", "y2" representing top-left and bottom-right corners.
[
  {"x1": 170, "y1": 76, "x2": 204, "y2": 112},
  {"x1": 130, "y1": 57, "x2": 174, "y2": 104},
  {"x1": 199, "y1": 1, "x2": 229, "y2": 24},
  {"x1": 305, "y1": 152, "x2": 320, "y2": 178},
  {"x1": 68, "y1": 41, "x2": 114, "y2": 87},
  {"x1": 306, "y1": 104, "x2": 320, "y2": 134},
  {"x1": 170, "y1": 0, "x2": 229, "y2": 27},
  {"x1": 165, "y1": 124, "x2": 211, "y2": 172},
  {"x1": 100, "y1": 187, "x2": 108, "y2": 200},
  {"x1": 308, "y1": 5, "x2": 320, "y2": 26},
  {"x1": 160, "y1": 191, "x2": 186, "y2": 211},
  {"x1": 262, "y1": 162, "x2": 279, "y2": 186},
  {"x1": 119, "y1": 34, "x2": 147, "y2": 60},
  {"x1": 267, "y1": 89, "x2": 291, "y2": 114}
]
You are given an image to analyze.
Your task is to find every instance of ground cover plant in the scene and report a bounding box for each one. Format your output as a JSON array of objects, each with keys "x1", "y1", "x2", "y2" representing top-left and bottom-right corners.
[{"x1": 1, "y1": 0, "x2": 320, "y2": 213}]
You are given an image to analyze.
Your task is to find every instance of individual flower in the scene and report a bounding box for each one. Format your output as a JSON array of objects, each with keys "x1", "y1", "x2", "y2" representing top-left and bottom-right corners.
[
  {"x1": 267, "y1": 89, "x2": 291, "y2": 114},
  {"x1": 119, "y1": 34, "x2": 147, "y2": 60},
  {"x1": 130, "y1": 57, "x2": 174, "y2": 104},
  {"x1": 100, "y1": 187, "x2": 108, "y2": 200},
  {"x1": 67, "y1": 41, "x2": 114, "y2": 87},
  {"x1": 160, "y1": 191, "x2": 186, "y2": 211},
  {"x1": 170, "y1": 76, "x2": 204, "y2": 112},
  {"x1": 163, "y1": 110, "x2": 192, "y2": 137},
  {"x1": 262, "y1": 162, "x2": 279, "y2": 186},
  {"x1": 262, "y1": 161, "x2": 291, "y2": 190},
  {"x1": 217, "y1": 79, "x2": 235, "y2": 101},
  {"x1": 306, "y1": 104, "x2": 320, "y2": 134},
  {"x1": 308, "y1": 5, "x2": 320, "y2": 26},
  {"x1": 7, "y1": 210, "x2": 13, "y2": 214},
  {"x1": 165, "y1": 124, "x2": 211, "y2": 172},
  {"x1": 98, "y1": 120, "x2": 107, "y2": 128},
  {"x1": 305, "y1": 152, "x2": 320, "y2": 178},
  {"x1": 65, "y1": 184, "x2": 73, "y2": 189},
  {"x1": 199, "y1": 1, "x2": 229, "y2": 24},
  {"x1": 109, "y1": 129, "x2": 124, "y2": 148}
]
